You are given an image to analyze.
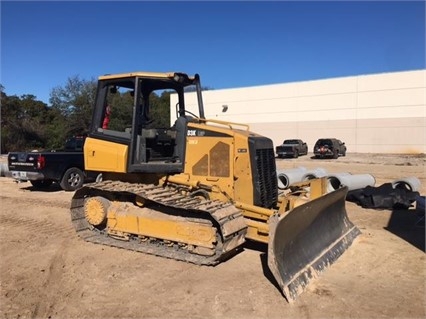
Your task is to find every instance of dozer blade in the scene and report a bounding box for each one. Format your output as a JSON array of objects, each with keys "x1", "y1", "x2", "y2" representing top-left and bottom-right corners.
[{"x1": 267, "y1": 186, "x2": 360, "y2": 303}]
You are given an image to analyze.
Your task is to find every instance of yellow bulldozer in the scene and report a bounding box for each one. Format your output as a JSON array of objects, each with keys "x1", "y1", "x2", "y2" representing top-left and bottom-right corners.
[{"x1": 70, "y1": 71, "x2": 360, "y2": 302}]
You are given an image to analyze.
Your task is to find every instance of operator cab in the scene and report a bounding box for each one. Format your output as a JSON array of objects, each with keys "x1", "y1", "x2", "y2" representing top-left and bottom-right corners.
[{"x1": 89, "y1": 72, "x2": 205, "y2": 173}]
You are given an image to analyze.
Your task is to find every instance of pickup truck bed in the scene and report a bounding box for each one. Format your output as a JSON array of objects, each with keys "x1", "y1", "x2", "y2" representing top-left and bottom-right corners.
[
  {"x1": 6, "y1": 137, "x2": 98, "y2": 191},
  {"x1": 276, "y1": 139, "x2": 308, "y2": 158}
]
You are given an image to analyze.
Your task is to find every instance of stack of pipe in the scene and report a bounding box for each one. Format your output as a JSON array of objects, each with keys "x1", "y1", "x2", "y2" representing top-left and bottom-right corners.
[
  {"x1": 327, "y1": 173, "x2": 376, "y2": 192},
  {"x1": 301, "y1": 168, "x2": 328, "y2": 181},
  {"x1": 277, "y1": 167, "x2": 330, "y2": 190},
  {"x1": 277, "y1": 167, "x2": 307, "y2": 190},
  {"x1": 391, "y1": 177, "x2": 421, "y2": 192},
  {"x1": 276, "y1": 168, "x2": 422, "y2": 196}
]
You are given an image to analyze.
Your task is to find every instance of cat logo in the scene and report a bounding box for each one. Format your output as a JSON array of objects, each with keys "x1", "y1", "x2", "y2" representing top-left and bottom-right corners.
[{"x1": 187, "y1": 130, "x2": 196, "y2": 136}]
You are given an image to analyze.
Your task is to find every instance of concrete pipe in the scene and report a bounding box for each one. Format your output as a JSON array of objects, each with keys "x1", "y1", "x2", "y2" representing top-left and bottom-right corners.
[
  {"x1": 391, "y1": 177, "x2": 421, "y2": 192},
  {"x1": 327, "y1": 173, "x2": 376, "y2": 192},
  {"x1": 326, "y1": 172, "x2": 352, "y2": 191},
  {"x1": 277, "y1": 167, "x2": 307, "y2": 190},
  {"x1": 0, "y1": 162, "x2": 9, "y2": 177},
  {"x1": 301, "y1": 168, "x2": 328, "y2": 181}
]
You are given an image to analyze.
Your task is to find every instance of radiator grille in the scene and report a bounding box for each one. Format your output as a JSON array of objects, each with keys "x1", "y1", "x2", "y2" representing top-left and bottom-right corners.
[{"x1": 254, "y1": 148, "x2": 278, "y2": 208}]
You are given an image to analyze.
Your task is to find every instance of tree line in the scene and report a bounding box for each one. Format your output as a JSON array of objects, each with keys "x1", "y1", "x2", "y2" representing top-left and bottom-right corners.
[{"x1": 0, "y1": 76, "x2": 173, "y2": 154}]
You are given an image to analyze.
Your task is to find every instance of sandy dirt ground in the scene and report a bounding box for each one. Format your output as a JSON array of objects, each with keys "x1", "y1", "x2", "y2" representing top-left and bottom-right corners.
[{"x1": 0, "y1": 153, "x2": 425, "y2": 319}]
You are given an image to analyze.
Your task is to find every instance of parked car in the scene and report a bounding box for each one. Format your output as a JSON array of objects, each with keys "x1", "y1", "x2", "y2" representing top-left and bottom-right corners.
[
  {"x1": 276, "y1": 139, "x2": 308, "y2": 158},
  {"x1": 313, "y1": 138, "x2": 346, "y2": 159},
  {"x1": 6, "y1": 136, "x2": 99, "y2": 191}
]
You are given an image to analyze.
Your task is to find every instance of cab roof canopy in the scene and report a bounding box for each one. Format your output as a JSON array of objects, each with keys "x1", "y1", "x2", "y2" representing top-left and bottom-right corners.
[{"x1": 99, "y1": 71, "x2": 196, "y2": 83}]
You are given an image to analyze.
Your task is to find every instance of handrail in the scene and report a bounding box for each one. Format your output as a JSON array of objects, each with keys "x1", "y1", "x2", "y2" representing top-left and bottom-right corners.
[{"x1": 196, "y1": 118, "x2": 250, "y2": 131}]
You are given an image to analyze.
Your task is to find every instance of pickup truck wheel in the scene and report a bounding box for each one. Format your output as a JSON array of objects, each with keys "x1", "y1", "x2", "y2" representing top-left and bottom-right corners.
[
  {"x1": 30, "y1": 180, "x2": 53, "y2": 189},
  {"x1": 333, "y1": 150, "x2": 339, "y2": 159},
  {"x1": 60, "y1": 168, "x2": 84, "y2": 191},
  {"x1": 293, "y1": 151, "x2": 299, "y2": 158}
]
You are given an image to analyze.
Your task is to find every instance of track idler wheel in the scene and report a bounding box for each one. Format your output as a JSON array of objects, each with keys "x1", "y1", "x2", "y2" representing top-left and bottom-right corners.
[{"x1": 84, "y1": 196, "x2": 110, "y2": 226}]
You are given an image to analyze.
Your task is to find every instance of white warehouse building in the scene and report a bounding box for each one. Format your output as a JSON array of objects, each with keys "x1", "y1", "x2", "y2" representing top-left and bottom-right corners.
[{"x1": 171, "y1": 69, "x2": 426, "y2": 154}]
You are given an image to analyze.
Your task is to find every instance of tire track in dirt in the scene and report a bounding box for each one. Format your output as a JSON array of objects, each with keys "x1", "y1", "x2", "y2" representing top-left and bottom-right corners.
[
  {"x1": 0, "y1": 196, "x2": 74, "y2": 237},
  {"x1": 0, "y1": 194, "x2": 71, "y2": 210},
  {"x1": 31, "y1": 238, "x2": 71, "y2": 319},
  {"x1": 0, "y1": 193, "x2": 76, "y2": 318},
  {"x1": 0, "y1": 213, "x2": 74, "y2": 237}
]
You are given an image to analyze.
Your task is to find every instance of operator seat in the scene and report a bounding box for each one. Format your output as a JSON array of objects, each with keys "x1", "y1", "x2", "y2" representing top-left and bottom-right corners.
[
  {"x1": 173, "y1": 115, "x2": 197, "y2": 162},
  {"x1": 174, "y1": 116, "x2": 188, "y2": 162}
]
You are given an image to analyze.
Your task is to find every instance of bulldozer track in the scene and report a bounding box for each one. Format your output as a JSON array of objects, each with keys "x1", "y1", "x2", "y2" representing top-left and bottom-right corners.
[{"x1": 70, "y1": 180, "x2": 247, "y2": 265}]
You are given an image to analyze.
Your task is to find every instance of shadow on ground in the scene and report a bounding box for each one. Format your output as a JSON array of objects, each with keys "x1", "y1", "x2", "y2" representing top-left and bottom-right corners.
[
  {"x1": 21, "y1": 183, "x2": 64, "y2": 193},
  {"x1": 385, "y1": 209, "x2": 425, "y2": 252},
  {"x1": 244, "y1": 241, "x2": 282, "y2": 296}
]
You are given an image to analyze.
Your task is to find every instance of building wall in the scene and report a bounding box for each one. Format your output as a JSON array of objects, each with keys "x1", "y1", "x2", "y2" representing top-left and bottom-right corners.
[{"x1": 171, "y1": 70, "x2": 426, "y2": 154}]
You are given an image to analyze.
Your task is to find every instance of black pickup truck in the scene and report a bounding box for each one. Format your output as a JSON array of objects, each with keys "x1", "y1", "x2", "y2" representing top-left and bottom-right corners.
[
  {"x1": 275, "y1": 139, "x2": 308, "y2": 158},
  {"x1": 6, "y1": 136, "x2": 99, "y2": 191}
]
